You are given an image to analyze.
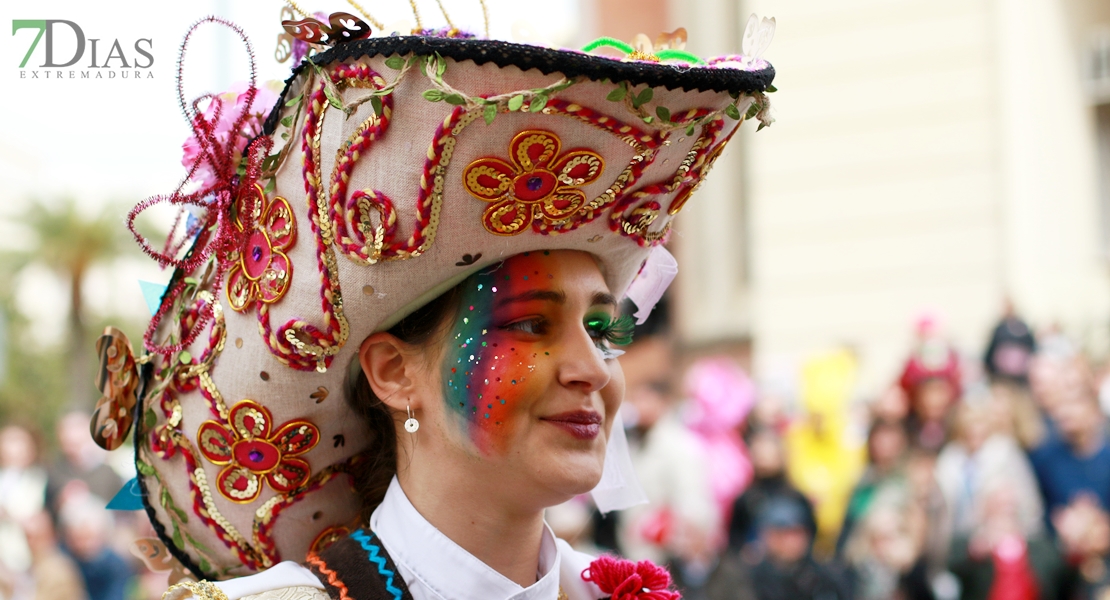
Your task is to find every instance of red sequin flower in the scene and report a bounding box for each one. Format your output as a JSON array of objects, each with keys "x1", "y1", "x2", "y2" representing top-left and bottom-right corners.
[
  {"x1": 197, "y1": 400, "x2": 319, "y2": 503},
  {"x1": 462, "y1": 129, "x2": 604, "y2": 235},
  {"x1": 226, "y1": 183, "x2": 297, "y2": 312},
  {"x1": 582, "y1": 556, "x2": 681, "y2": 600}
]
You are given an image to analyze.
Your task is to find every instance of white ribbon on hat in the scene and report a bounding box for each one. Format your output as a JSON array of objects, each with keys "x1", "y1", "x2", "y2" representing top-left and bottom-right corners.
[
  {"x1": 624, "y1": 246, "x2": 678, "y2": 324},
  {"x1": 590, "y1": 411, "x2": 647, "y2": 512}
]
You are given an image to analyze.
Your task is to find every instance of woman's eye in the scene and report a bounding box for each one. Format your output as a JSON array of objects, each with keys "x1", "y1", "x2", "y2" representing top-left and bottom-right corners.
[{"x1": 502, "y1": 318, "x2": 546, "y2": 335}]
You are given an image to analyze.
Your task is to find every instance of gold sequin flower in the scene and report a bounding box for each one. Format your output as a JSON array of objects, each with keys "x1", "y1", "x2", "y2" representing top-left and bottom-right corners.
[
  {"x1": 463, "y1": 130, "x2": 604, "y2": 235},
  {"x1": 197, "y1": 400, "x2": 319, "y2": 503},
  {"x1": 226, "y1": 183, "x2": 297, "y2": 312}
]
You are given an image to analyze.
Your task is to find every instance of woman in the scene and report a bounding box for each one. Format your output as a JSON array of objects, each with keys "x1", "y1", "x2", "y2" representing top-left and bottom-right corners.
[{"x1": 93, "y1": 9, "x2": 776, "y2": 600}]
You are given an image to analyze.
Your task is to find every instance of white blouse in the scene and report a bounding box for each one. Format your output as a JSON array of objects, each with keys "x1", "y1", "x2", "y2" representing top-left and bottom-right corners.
[{"x1": 213, "y1": 477, "x2": 603, "y2": 600}]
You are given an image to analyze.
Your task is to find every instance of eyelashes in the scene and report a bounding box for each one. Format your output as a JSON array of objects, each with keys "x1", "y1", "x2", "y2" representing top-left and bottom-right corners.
[{"x1": 586, "y1": 314, "x2": 635, "y2": 347}]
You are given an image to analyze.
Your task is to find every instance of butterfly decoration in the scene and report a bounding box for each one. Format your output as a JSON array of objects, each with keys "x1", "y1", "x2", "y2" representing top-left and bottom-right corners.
[
  {"x1": 90, "y1": 327, "x2": 140, "y2": 451},
  {"x1": 282, "y1": 11, "x2": 372, "y2": 48},
  {"x1": 131, "y1": 538, "x2": 193, "y2": 584},
  {"x1": 741, "y1": 14, "x2": 776, "y2": 69},
  {"x1": 631, "y1": 27, "x2": 688, "y2": 57}
]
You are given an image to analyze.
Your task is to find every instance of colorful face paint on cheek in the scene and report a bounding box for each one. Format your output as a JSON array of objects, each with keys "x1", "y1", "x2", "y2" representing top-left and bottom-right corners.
[{"x1": 441, "y1": 256, "x2": 549, "y2": 455}]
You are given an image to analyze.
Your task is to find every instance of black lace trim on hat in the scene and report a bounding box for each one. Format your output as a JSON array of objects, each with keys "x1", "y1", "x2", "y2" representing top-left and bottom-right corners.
[{"x1": 263, "y1": 35, "x2": 774, "y2": 135}]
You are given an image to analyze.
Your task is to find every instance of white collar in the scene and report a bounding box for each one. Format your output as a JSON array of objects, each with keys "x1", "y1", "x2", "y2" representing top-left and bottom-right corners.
[{"x1": 370, "y1": 477, "x2": 561, "y2": 600}]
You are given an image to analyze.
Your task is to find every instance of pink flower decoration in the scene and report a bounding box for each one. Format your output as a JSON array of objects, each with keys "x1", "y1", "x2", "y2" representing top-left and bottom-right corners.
[
  {"x1": 182, "y1": 81, "x2": 280, "y2": 190},
  {"x1": 582, "y1": 556, "x2": 681, "y2": 600}
]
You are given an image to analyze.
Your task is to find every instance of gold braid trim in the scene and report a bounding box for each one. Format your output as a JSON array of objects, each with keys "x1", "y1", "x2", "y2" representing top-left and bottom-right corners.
[{"x1": 163, "y1": 581, "x2": 230, "y2": 600}]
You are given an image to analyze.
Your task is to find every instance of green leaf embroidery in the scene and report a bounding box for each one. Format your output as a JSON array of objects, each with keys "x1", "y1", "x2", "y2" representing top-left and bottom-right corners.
[
  {"x1": 508, "y1": 95, "x2": 524, "y2": 111},
  {"x1": 199, "y1": 558, "x2": 212, "y2": 575},
  {"x1": 530, "y1": 95, "x2": 548, "y2": 112},
  {"x1": 435, "y1": 53, "x2": 447, "y2": 78},
  {"x1": 632, "y1": 88, "x2": 654, "y2": 109},
  {"x1": 642, "y1": 115, "x2": 654, "y2": 124},
  {"x1": 264, "y1": 178, "x2": 277, "y2": 195},
  {"x1": 606, "y1": 83, "x2": 627, "y2": 102},
  {"x1": 422, "y1": 89, "x2": 445, "y2": 102},
  {"x1": 766, "y1": 84, "x2": 778, "y2": 93},
  {"x1": 745, "y1": 102, "x2": 760, "y2": 120},
  {"x1": 171, "y1": 522, "x2": 185, "y2": 550},
  {"x1": 136, "y1": 459, "x2": 156, "y2": 476},
  {"x1": 371, "y1": 96, "x2": 383, "y2": 115},
  {"x1": 444, "y1": 93, "x2": 468, "y2": 106},
  {"x1": 384, "y1": 56, "x2": 405, "y2": 70},
  {"x1": 725, "y1": 104, "x2": 741, "y2": 120},
  {"x1": 483, "y1": 104, "x2": 497, "y2": 125},
  {"x1": 179, "y1": 351, "x2": 192, "y2": 365},
  {"x1": 279, "y1": 116, "x2": 293, "y2": 128},
  {"x1": 284, "y1": 93, "x2": 303, "y2": 107},
  {"x1": 143, "y1": 409, "x2": 156, "y2": 429},
  {"x1": 656, "y1": 106, "x2": 671, "y2": 122}
]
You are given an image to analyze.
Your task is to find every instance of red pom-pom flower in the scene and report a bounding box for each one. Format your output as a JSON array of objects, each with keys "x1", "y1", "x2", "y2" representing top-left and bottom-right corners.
[{"x1": 582, "y1": 556, "x2": 682, "y2": 600}]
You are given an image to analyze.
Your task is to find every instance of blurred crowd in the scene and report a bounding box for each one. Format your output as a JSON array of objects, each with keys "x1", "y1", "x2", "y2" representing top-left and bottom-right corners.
[
  {"x1": 551, "y1": 299, "x2": 1110, "y2": 600},
  {"x1": 0, "y1": 412, "x2": 175, "y2": 600}
]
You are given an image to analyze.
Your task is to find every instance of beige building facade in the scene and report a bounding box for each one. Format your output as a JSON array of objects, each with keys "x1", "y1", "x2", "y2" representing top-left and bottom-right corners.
[{"x1": 588, "y1": 0, "x2": 1110, "y2": 393}]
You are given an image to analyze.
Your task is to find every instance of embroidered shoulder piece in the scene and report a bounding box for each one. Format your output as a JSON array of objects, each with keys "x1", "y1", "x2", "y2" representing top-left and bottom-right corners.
[
  {"x1": 241, "y1": 586, "x2": 331, "y2": 600},
  {"x1": 581, "y1": 556, "x2": 682, "y2": 600},
  {"x1": 306, "y1": 529, "x2": 414, "y2": 600},
  {"x1": 164, "y1": 581, "x2": 232, "y2": 600}
]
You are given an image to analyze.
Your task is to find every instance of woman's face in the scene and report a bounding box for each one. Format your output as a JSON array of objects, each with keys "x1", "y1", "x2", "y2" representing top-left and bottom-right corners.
[{"x1": 416, "y1": 250, "x2": 626, "y2": 503}]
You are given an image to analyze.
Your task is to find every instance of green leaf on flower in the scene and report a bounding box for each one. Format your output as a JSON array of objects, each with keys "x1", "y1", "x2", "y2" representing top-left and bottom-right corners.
[
  {"x1": 757, "y1": 121, "x2": 769, "y2": 131},
  {"x1": 656, "y1": 106, "x2": 671, "y2": 122},
  {"x1": 444, "y1": 93, "x2": 468, "y2": 106},
  {"x1": 264, "y1": 178, "x2": 277, "y2": 195},
  {"x1": 279, "y1": 116, "x2": 293, "y2": 128},
  {"x1": 384, "y1": 56, "x2": 405, "y2": 70},
  {"x1": 422, "y1": 89, "x2": 445, "y2": 102},
  {"x1": 642, "y1": 115, "x2": 654, "y2": 124},
  {"x1": 483, "y1": 104, "x2": 497, "y2": 125},
  {"x1": 745, "y1": 102, "x2": 760, "y2": 120},
  {"x1": 632, "y1": 88, "x2": 653, "y2": 109},
  {"x1": 435, "y1": 53, "x2": 447, "y2": 78},
  {"x1": 179, "y1": 351, "x2": 192, "y2": 365},
  {"x1": 606, "y1": 84, "x2": 627, "y2": 102},
  {"x1": 766, "y1": 84, "x2": 777, "y2": 93},
  {"x1": 284, "y1": 93, "x2": 303, "y2": 107},
  {"x1": 530, "y1": 95, "x2": 548, "y2": 112},
  {"x1": 508, "y1": 95, "x2": 524, "y2": 111},
  {"x1": 725, "y1": 104, "x2": 741, "y2": 120}
]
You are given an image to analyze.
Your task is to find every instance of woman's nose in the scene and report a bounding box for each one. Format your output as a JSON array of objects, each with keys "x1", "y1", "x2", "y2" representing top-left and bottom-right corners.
[{"x1": 556, "y1": 326, "x2": 612, "y2": 393}]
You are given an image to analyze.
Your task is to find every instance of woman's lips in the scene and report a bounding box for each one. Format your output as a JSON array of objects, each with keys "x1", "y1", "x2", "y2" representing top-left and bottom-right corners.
[{"x1": 540, "y1": 411, "x2": 602, "y2": 441}]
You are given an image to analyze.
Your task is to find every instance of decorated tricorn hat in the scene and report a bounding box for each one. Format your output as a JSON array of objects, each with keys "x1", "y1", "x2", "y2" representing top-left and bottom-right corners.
[{"x1": 105, "y1": 11, "x2": 775, "y2": 580}]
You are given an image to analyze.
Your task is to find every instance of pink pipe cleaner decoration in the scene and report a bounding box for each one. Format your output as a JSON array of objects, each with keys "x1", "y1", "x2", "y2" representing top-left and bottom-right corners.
[
  {"x1": 126, "y1": 16, "x2": 273, "y2": 357},
  {"x1": 582, "y1": 556, "x2": 682, "y2": 600}
]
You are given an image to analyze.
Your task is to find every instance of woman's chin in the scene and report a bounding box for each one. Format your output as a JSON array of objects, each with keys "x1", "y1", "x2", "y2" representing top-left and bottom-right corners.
[{"x1": 537, "y1": 448, "x2": 607, "y2": 499}]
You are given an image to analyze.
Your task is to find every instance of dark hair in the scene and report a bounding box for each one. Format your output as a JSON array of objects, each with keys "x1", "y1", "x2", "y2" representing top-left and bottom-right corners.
[{"x1": 347, "y1": 282, "x2": 466, "y2": 522}]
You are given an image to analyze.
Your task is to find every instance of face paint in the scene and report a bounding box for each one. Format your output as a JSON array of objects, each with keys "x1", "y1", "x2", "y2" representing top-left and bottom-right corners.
[{"x1": 441, "y1": 253, "x2": 546, "y2": 455}]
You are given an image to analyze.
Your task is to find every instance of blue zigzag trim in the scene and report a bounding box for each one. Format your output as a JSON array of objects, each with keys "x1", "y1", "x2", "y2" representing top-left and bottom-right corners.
[{"x1": 350, "y1": 529, "x2": 404, "y2": 600}]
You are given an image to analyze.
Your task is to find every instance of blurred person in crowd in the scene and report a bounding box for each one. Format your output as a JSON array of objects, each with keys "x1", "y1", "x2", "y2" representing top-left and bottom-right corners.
[
  {"x1": 684, "y1": 356, "x2": 756, "y2": 548},
  {"x1": 948, "y1": 482, "x2": 1068, "y2": 600},
  {"x1": 0, "y1": 423, "x2": 48, "y2": 575},
  {"x1": 989, "y1": 381, "x2": 1046, "y2": 450},
  {"x1": 59, "y1": 495, "x2": 133, "y2": 600},
  {"x1": 708, "y1": 495, "x2": 851, "y2": 600},
  {"x1": 935, "y1": 399, "x2": 1044, "y2": 548},
  {"x1": 21, "y1": 511, "x2": 87, "y2": 600},
  {"x1": 983, "y1": 300, "x2": 1037, "y2": 385},
  {"x1": 1027, "y1": 363, "x2": 1110, "y2": 518},
  {"x1": 46, "y1": 412, "x2": 122, "y2": 519},
  {"x1": 844, "y1": 492, "x2": 934, "y2": 600},
  {"x1": 1052, "y1": 494, "x2": 1110, "y2": 597},
  {"x1": 837, "y1": 419, "x2": 910, "y2": 555},
  {"x1": 613, "y1": 298, "x2": 717, "y2": 592},
  {"x1": 786, "y1": 349, "x2": 866, "y2": 554},
  {"x1": 873, "y1": 384, "x2": 912, "y2": 424},
  {"x1": 728, "y1": 428, "x2": 815, "y2": 552},
  {"x1": 899, "y1": 315, "x2": 962, "y2": 452}
]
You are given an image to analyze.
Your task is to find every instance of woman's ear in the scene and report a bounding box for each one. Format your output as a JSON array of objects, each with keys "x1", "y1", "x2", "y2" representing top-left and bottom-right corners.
[{"x1": 359, "y1": 332, "x2": 422, "y2": 411}]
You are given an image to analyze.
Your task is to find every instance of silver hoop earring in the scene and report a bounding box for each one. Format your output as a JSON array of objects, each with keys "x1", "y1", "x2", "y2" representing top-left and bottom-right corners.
[{"x1": 404, "y1": 405, "x2": 419, "y2": 433}]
